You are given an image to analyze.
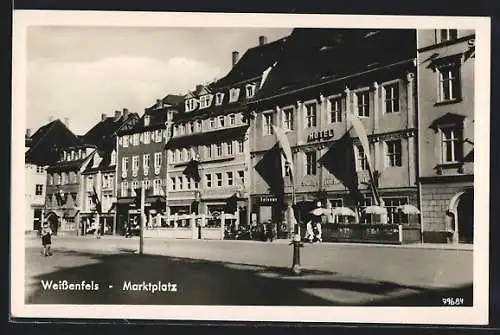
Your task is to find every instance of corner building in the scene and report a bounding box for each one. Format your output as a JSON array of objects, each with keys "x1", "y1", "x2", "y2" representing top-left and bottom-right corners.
[
  {"x1": 249, "y1": 29, "x2": 419, "y2": 230},
  {"x1": 417, "y1": 29, "x2": 475, "y2": 244}
]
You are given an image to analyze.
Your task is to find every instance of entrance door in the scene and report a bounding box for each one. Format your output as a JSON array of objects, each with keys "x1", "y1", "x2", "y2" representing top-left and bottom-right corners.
[
  {"x1": 33, "y1": 209, "x2": 42, "y2": 231},
  {"x1": 457, "y1": 189, "x2": 474, "y2": 244}
]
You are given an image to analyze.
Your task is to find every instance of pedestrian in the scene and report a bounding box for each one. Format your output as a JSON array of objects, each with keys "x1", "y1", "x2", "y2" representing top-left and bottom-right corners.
[
  {"x1": 40, "y1": 221, "x2": 53, "y2": 256},
  {"x1": 266, "y1": 220, "x2": 275, "y2": 242},
  {"x1": 305, "y1": 219, "x2": 314, "y2": 243}
]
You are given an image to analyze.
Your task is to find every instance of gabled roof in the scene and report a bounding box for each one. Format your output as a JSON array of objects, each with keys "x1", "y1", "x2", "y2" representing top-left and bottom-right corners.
[
  {"x1": 25, "y1": 119, "x2": 82, "y2": 166},
  {"x1": 82, "y1": 112, "x2": 139, "y2": 151},
  {"x1": 251, "y1": 28, "x2": 417, "y2": 102},
  {"x1": 174, "y1": 37, "x2": 287, "y2": 122},
  {"x1": 82, "y1": 149, "x2": 115, "y2": 174}
]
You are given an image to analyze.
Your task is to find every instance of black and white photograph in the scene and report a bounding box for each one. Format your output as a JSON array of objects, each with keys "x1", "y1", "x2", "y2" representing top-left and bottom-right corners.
[{"x1": 11, "y1": 11, "x2": 490, "y2": 324}]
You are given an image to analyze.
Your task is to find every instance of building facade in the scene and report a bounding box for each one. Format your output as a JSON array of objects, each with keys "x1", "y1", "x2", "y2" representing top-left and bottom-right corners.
[
  {"x1": 249, "y1": 29, "x2": 419, "y2": 231},
  {"x1": 45, "y1": 144, "x2": 96, "y2": 235},
  {"x1": 25, "y1": 119, "x2": 81, "y2": 234},
  {"x1": 115, "y1": 96, "x2": 182, "y2": 235},
  {"x1": 79, "y1": 109, "x2": 139, "y2": 235},
  {"x1": 164, "y1": 35, "x2": 286, "y2": 229},
  {"x1": 417, "y1": 29, "x2": 475, "y2": 244}
]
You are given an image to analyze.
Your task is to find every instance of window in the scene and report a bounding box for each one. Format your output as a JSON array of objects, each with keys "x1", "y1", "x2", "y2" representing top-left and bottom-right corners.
[
  {"x1": 329, "y1": 98, "x2": 342, "y2": 123},
  {"x1": 131, "y1": 181, "x2": 139, "y2": 196},
  {"x1": 54, "y1": 173, "x2": 60, "y2": 185},
  {"x1": 185, "y1": 98, "x2": 198, "y2": 112},
  {"x1": 215, "y1": 92, "x2": 224, "y2": 105},
  {"x1": 355, "y1": 145, "x2": 368, "y2": 171},
  {"x1": 216, "y1": 143, "x2": 222, "y2": 157},
  {"x1": 86, "y1": 176, "x2": 93, "y2": 190},
  {"x1": 70, "y1": 171, "x2": 77, "y2": 184},
  {"x1": 154, "y1": 152, "x2": 162, "y2": 167},
  {"x1": 170, "y1": 177, "x2": 176, "y2": 191},
  {"x1": 384, "y1": 197, "x2": 408, "y2": 224},
  {"x1": 143, "y1": 131, "x2": 150, "y2": 144},
  {"x1": 153, "y1": 179, "x2": 162, "y2": 195},
  {"x1": 155, "y1": 130, "x2": 163, "y2": 142},
  {"x1": 110, "y1": 151, "x2": 117, "y2": 165},
  {"x1": 48, "y1": 174, "x2": 53, "y2": 185},
  {"x1": 186, "y1": 177, "x2": 192, "y2": 190},
  {"x1": 196, "y1": 120, "x2": 202, "y2": 131},
  {"x1": 61, "y1": 172, "x2": 67, "y2": 185},
  {"x1": 209, "y1": 118, "x2": 216, "y2": 129},
  {"x1": 132, "y1": 134, "x2": 140, "y2": 146},
  {"x1": 177, "y1": 176, "x2": 183, "y2": 190},
  {"x1": 358, "y1": 198, "x2": 373, "y2": 224},
  {"x1": 122, "y1": 157, "x2": 128, "y2": 172},
  {"x1": 132, "y1": 156, "x2": 140, "y2": 171},
  {"x1": 205, "y1": 174, "x2": 212, "y2": 188},
  {"x1": 206, "y1": 145, "x2": 213, "y2": 158},
  {"x1": 122, "y1": 135, "x2": 128, "y2": 148},
  {"x1": 238, "y1": 170, "x2": 245, "y2": 186},
  {"x1": 263, "y1": 113, "x2": 273, "y2": 136},
  {"x1": 174, "y1": 149, "x2": 180, "y2": 162},
  {"x1": 437, "y1": 65, "x2": 460, "y2": 102},
  {"x1": 218, "y1": 115, "x2": 225, "y2": 128},
  {"x1": 199, "y1": 95, "x2": 213, "y2": 109},
  {"x1": 305, "y1": 103, "x2": 317, "y2": 128},
  {"x1": 144, "y1": 115, "x2": 150, "y2": 127},
  {"x1": 216, "y1": 173, "x2": 223, "y2": 187},
  {"x1": 441, "y1": 127, "x2": 463, "y2": 163},
  {"x1": 329, "y1": 199, "x2": 343, "y2": 208},
  {"x1": 173, "y1": 125, "x2": 179, "y2": 137},
  {"x1": 246, "y1": 84, "x2": 256, "y2": 98},
  {"x1": 438, "y1": 29, "x2": 458, "y2": 43},
  {"x1": 189, "y1": 122, "x2": 195, "y2": 133},
  {"x1": 356, "y1": 91, "x2": 370, "y2": 117},
  {"x1": 305, "y1": 151, "x2": 317, "y2": 175},
  {"x1": 227, "y1": 141, "x2": 233, "y2": 155},
  {"x1": 283, "y1": 108, "x2": 294, "y2": 131},
  {"x1": 229, "y1": 88, "x2": 240, "y2": 103},
  {"x1": 36, "y1": 166, "x2": 44, "y2": 173},
  {"x1": 238, "y1": 139, "x2": 244, "y2": 153},
  {"x1": 226, "y1": 171, "x2": 234, "y2": 186},
  {"x1": 386, "y1": 140, "x2": 402, "y2": 167},
  {"x1": 35, "y1": 184, "x2": 43, "y2": 196},
  {"x1": 229, "y1": 114, "x2": 236, "y2": 125}
]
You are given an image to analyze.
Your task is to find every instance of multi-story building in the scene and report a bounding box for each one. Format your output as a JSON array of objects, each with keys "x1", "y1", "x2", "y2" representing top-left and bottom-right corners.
[
  {"x1": 115, "y1": 95, "x2": 183, "y2": 235},
  {"x1": 248, "y1": 28, "x2": 419, "y2": 231},
  {"x1": 45, "y1": 141, "x2": 97, "y2": 235},
  {"x1": 25, "y1": 118, "x2": 81, "y2": 234},
  {"x1": 165, "y1": 35, "x2": 286, "y2": 227},
  {"x1": 417, "y1": 29, "x2": 475, "y2": 244},
  {"x1": 79, "y1": 109, "x2": 139, "y2": 235}
]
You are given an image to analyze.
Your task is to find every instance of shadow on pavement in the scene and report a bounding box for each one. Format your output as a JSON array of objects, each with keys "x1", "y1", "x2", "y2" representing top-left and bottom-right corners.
[{"x1": 26, "y1": 249, "x2": 473, "y2": 306}]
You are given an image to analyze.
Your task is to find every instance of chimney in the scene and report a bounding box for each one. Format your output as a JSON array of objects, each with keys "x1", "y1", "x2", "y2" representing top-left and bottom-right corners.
[
  {"x1": 156, "y1": 99, "x2": 163, "y2": 108},
  {"x1": 232, "y1": 51, "x2": 239, "y2": 67},
  {"x1": 101, "y1": 113, "x2": 107, "y2": 121},
  {"x1": 259, "y1": 35, "x2": 268, "y2": 46},
  {"x1": 25, "y1": 128, "x2": 31, "y2": 138},
  {"x1": 114, "y1": 110, "x2": 122, "y2": 119},
  {"x1": 64, "y1": 117, "x2": 69, "y2": 127},
  {"x1": 123, "y1": 108, "x2": 129, "y2": 117},
  {"x1": 195, "y1": 85, "x2": 203, "y2": 92}
]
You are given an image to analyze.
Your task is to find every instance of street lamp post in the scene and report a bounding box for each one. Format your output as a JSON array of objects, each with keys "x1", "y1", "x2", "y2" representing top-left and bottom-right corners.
[{"x1": 289, "y1": 165, "x2": 303, "y2": 275}]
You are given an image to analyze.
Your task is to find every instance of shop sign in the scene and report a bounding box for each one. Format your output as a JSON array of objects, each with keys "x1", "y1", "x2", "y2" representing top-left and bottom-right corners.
[
  {"x1": 307, "y1": 129, "x2": 334, "y2": 142},
  {"x1": 259, "y1": 195, "x2": 278, "y2": 204}
]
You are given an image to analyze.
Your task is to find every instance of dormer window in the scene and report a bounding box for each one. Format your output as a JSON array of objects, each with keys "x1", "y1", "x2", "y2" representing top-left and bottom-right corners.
[
  {"x1": 185, "y1": 98, "x2": 198, "y2": 112},
  {"x1": 111, "y1": 150, "x2": 117, "y2": 165},
  {"x1": 215, "y1": 92, "x2": 224, "y2": 105},
  {"x1": 199, "y1": 94, "x2": 213, "y2": 109},
  {"x1": 229, "y1": 88, "x2": 240, "y2": 103},
  {"x1": 246, "y1": 84, "x2": 256, "y2": 99},
  {"x1": 144, "y1": 115, "x2": 151, "y2": 127}
]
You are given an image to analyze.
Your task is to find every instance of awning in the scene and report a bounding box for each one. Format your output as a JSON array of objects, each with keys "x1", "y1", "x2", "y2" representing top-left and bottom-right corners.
[{"x1": 165, "y1": 126, "x2": 248, "y2": 149}]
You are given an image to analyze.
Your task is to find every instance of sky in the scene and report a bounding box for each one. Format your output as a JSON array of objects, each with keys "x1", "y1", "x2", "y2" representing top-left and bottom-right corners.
[{"x1": 26, "y1": 26, "x2": 292, "y2": 135}]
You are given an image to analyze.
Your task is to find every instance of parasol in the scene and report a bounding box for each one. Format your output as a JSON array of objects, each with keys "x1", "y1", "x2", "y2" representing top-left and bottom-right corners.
[
  {"x1": 332, "y1": 207, "x2": 357, "y2": 217},
  {"x1": 309, "y1": 207, "x2": 330, "y2": 216},
  {"x1": 397, "y1": 204, "x2": 421, "y2": 215},
  {"x1": 363, "y1": 205, "x2": 387, "y2": 215}
]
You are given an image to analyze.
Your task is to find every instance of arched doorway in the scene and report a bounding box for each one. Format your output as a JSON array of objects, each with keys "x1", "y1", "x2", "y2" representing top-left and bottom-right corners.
[
  {"x1": 45, "y1": 212, "x2": 59, "y2": 235},
  {"x1": 457, "y1": 189, "x2": 474, "y2": 244}
]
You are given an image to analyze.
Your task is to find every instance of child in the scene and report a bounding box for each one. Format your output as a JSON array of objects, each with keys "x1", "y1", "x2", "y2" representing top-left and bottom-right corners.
[{"x1": 40, "y1": 222, "x2": 53, "y2": 256}]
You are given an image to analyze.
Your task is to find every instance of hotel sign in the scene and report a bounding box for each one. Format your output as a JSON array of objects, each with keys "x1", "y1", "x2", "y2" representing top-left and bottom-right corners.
[{"x1": 307, "y1": 129, "x2": 334, "y2": 142}]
